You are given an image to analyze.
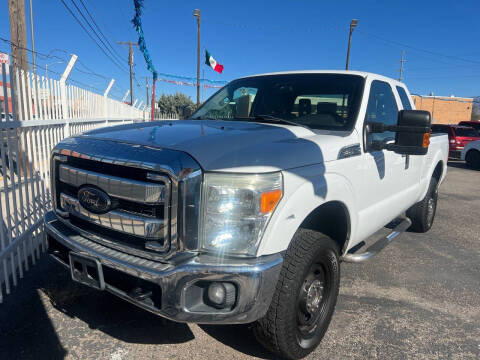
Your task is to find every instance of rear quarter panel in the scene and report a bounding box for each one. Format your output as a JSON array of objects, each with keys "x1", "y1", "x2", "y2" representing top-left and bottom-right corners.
[{"x1": 417, "y1": 133, "x2": 449, "y2": 200}]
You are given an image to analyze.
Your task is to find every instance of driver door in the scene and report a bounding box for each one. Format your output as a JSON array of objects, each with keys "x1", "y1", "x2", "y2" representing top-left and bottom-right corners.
[{"x1": 356, "y1": 80, "x2": 420, "y2": 240}]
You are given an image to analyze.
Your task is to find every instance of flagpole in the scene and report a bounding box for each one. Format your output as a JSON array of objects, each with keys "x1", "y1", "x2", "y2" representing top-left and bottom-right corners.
[
  {"x1": 202, "y1": 69, "x2": 205, "y2": 103},
  {"x1": 151, "y1": 79, "x2": 156, "y2": 121}
]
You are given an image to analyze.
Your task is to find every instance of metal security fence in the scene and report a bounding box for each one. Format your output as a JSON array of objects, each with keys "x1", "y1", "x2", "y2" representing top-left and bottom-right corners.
[
  {"x1": 0, "y1": 63, "x2": 145, "y2": 302},
  {"x1": 153, "y1": 110, "x2": 179, "y2": 120}
]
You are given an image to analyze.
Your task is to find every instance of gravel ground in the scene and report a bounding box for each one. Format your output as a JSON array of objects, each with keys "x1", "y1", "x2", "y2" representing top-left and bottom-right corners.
[{"x1": 1, "y1": 162, "x2": 479, "y2": 360}]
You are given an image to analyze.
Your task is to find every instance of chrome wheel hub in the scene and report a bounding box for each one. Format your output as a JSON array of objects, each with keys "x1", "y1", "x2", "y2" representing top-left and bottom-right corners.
[
  {"x1": 305, "y1": 280, "x2": 323, "y2": 314},
  {"x1": 426, "y1": 189, "x2": 437, "y2": 226}
]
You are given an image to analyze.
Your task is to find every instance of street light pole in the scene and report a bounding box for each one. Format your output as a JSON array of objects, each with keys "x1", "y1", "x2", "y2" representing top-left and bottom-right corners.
[
  {"x1": 193, "y1": 9, "x2": 201, "y2": 108},
  {"x1": 345, "y1": 19, "x2": 358, "y2": 70}
]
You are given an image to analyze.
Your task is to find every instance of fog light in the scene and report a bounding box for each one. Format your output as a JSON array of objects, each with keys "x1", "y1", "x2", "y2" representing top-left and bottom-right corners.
[{"x1": 207, "y1": 282, "x2": 236, "y2": 308}]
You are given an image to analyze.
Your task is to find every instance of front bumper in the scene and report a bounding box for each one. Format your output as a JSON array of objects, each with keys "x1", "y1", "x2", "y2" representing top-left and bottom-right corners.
[{"x1": 44, "y1": 211, "x2": 283, "y2": 324}]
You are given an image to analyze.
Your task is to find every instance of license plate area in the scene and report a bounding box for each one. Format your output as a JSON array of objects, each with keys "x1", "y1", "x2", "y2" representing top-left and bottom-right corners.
[{"x1": 69, "y1": 252, "x2": 105, "y2": 290}]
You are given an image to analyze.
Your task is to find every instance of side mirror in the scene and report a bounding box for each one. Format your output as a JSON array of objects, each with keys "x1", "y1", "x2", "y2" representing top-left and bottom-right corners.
[
  {"x1": 367, "y1": 110, "x2": 432, "y2": 155},
  {"x1": 393, "y1": 110, "x2": 432, "y2": 155}
]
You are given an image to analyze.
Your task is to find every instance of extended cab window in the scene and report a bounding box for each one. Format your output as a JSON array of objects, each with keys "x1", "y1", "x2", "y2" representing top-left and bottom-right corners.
[
  {"x1": 192, "y1": 74, "x2": 365, "y2": 131},
  {"x1": 365, "y1": 80, "x2": 399, "y2": 149},
  {"x1": 396, "y1": 86, "x2": 412, "y2": 110}
]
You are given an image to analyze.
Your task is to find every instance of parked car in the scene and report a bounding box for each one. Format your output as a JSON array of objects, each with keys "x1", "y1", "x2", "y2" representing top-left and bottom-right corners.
[
  {"x1": 461, "y1": 140, "x2": 480, "y2": 169},
  {"x1": 458, "y1": 120, "x2": 480, "y2": 133},
  {"x1": 431, "y1": 124, "x2": 480, "y2": 159},
  {"x1": 45, "y1": 71, "x2": 448, "y2": 359}
]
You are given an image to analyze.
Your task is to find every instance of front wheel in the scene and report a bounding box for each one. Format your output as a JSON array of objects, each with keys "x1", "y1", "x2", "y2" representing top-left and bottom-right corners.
[{"x1": 254, "y1": 229, "x2": 340, "y2": 359}]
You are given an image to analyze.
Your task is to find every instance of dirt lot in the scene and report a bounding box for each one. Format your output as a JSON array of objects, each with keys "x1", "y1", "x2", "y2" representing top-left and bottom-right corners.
[{"x1": 1, "y1": 162, "x2": 479, "y2": 360}]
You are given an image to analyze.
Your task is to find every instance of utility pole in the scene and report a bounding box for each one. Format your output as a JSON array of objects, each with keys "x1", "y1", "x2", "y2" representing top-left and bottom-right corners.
[
  {"x1": 8, "y1": 0, "x2": 28, "y2": 74},
  {"x1": 345, "y1": 19, "x2": 358, "y2": 70},
  {"x1": 399, "y1": 50, "x2": 405, "y2": 81},
  {"x1": 193, "y1": 9, "x2": 201, "y2": 107},
  {"x1": 145, "y1": 76, "x2": 149, "y2": 107},
  {"x1": 28, "y1": 0, "x2": 36, "y2": 75},
  {"x1": 117, "y1": 41, "x2": 138, "y2": 106}
]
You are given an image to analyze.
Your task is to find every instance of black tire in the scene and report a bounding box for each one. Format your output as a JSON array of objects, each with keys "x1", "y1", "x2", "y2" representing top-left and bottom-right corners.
[
  {"x1": 254, "y1": 229, "x2": 340, "y2": 359},
  {"x1": 407, "y1": 177, "x2": 439, "y2": 233},
  {"x1": 465, "y1": 150, "x2": 480, "y2": 170}
]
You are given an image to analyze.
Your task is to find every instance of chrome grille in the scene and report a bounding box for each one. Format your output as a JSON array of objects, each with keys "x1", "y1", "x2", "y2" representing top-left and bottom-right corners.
[
  {"x1": 54, "y1": 157, "x2": 172, "y2": 257},
  {"x1": 59, "y1": 164, "x2": 168, "y2": 204},
  {"x1": 60, "y1": 193, "x2": 167, "y2": 239}
]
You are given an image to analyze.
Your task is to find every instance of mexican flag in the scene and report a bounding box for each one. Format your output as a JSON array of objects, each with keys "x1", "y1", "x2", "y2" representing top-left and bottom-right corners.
[{"x1": 205, "y1": 50, "x2": 224, "y2": 74}]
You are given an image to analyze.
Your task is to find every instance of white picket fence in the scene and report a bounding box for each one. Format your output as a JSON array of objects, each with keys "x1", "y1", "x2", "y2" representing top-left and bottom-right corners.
[{"x1": 0, "y1": 63, "x2": 146, "y2": 302}]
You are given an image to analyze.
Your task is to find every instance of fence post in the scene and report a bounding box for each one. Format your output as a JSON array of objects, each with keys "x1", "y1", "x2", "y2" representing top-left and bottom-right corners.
[
  {"x1": 104, "y1": 79, "x2": 115, "y2": 119},
  {"x1": 60, "y1": 54, "x2": 78, "y2": 137}
]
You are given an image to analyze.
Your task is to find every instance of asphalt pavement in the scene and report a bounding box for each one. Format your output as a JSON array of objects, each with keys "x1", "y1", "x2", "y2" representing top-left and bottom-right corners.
[{"x1": 0, "y1": 161, "x2": 479, "y2": 360}]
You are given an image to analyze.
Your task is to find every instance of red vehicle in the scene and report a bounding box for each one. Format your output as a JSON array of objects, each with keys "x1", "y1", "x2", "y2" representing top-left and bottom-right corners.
[
  {"x1": 458, "y1": 121, "x2": 480, "y2": 133},
  {"x1": 431, "y1": 124, "x2": 480, "y2": 159}
]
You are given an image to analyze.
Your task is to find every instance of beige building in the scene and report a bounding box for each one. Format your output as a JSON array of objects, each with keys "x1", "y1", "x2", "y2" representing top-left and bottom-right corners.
[{"x1": 412, "y1": 95, "x2": 473, "y2": 124}]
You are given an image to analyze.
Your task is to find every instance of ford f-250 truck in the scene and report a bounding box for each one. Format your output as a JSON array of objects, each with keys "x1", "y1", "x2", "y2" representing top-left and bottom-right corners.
[{"x1": 45, "y1": 71, "x2": 448, "y2": 359}]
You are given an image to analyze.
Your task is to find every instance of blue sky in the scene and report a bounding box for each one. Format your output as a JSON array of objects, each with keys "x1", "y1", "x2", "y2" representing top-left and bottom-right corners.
[{"x1": 0, "y1": 0, "x2": 478, "y2": 105}]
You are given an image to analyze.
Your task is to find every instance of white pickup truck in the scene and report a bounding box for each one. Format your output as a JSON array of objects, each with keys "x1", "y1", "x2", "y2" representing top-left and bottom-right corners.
[{"x1": 45, "y1": 71, "x2": 448, "y2": 359}]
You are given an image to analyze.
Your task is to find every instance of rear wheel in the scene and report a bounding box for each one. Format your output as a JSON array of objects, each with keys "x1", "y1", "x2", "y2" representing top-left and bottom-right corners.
[
  {"x1": 407, "y1": 177, "x2": 439, "y2": 233},
  {"x1": 465, "y1": 150, "x2": 480, "y2": 169},
  {"x1": 254, "y1": 229, "x2": 340, "y2": 359}
]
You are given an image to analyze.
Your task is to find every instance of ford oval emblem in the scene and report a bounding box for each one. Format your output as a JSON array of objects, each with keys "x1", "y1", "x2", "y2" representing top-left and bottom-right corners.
[{"x1": 78, "y1": 187, "x2": 111, "y2": 214}]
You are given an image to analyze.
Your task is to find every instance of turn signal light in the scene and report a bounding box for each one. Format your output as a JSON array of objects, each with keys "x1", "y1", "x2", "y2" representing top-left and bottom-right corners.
[
  {"x1": 260, "y1": 189, "x2": 282, "y2": 214},
  {"x1": 422, "y1": 133, "x2": 430, "y2": 148}
]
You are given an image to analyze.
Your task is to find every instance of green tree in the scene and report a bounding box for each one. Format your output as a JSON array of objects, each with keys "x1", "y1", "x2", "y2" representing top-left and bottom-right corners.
[{"x1": 157, "y1": 92, "x2": 195, "y2": 114}]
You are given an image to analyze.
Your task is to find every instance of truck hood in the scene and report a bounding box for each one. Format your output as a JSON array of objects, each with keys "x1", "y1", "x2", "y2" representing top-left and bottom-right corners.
[{"x1": 82, "y1": 120, "x2": 357, "y2": 172}]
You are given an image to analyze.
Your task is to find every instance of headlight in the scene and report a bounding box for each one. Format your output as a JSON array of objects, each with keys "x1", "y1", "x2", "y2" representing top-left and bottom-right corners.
[{"x1": 199, "y1": 172, "x2": 283, "y2": 256}]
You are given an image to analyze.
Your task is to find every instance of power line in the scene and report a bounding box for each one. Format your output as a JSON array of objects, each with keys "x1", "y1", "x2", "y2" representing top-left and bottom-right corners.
[
  {"x1": 0, "y1": 35, "x2": 66, "y2": 61},
  {"x1": 407, "y1": 73, "x2": 480, "y2": 80},
  {"x1": 206, "y1": 19, "x2": 480, "y2": 70},
  {"x1": 1, "y1": 35, "x2": 224, "y2": 89},
  {"x1": 59, "y1": 0, "x2": 128, "y2": 73},
  {"x1": 3, "y1": 40, "x2": 132, "y2": 99},
  {"x1": 356, "y1": 30, "x2": 480, "y2": 66},
  {"x1": 67, "y1": 0, "x2": 126, "y2": 67},
  {"x1": 77, "y1": 0, "x2": 124, "y2": 61},
  {"x1": 8, "y1": 52, "x2": 105, "y2": 92},
  {"x1": 73, "y1": 66, "x2": 109, "y2": 80}
]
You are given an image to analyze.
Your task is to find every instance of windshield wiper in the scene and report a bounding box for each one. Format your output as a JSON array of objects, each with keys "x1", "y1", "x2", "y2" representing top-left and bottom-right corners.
[
  {"x1": 193, "y1": 116, "x2": 217, "y2": 120},
  {"x1": 235, "y1": 115, "x2": 310, "y2": 129}
]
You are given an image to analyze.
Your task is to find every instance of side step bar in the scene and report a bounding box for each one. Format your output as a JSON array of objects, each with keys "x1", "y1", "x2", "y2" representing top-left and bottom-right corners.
[{"x1": 341, "y1": 217, "x2": 412, "y2": 263}]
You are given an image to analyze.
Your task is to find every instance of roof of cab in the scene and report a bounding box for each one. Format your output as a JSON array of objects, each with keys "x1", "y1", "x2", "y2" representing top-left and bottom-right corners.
[{"x1": 239, "y1": 70, "x2": 405, "y2": 87}]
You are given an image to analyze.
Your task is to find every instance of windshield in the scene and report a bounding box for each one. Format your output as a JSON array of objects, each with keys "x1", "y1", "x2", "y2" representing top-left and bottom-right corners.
[
  {"x1": 192, "y1": 73, "x2": 365, "y2": 131},
  {"x1": 454, "y1": 128, "x2": 479, "y2": 137}
]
